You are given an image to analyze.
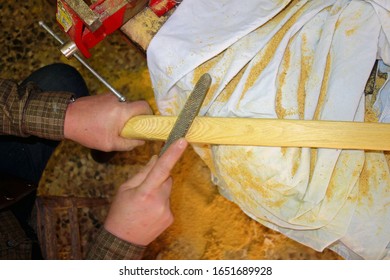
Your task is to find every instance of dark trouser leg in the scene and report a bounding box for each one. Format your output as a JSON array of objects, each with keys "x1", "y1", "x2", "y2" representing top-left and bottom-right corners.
[
  {"x1": 0, "y1": 63, "x2": 89, "y2": 259},
  {"x1": 0, "y1": 63, "x2": 89, "y2": 184},
  {"x1": 21, "y1": 63, "x2": 89, "y2": 99}
]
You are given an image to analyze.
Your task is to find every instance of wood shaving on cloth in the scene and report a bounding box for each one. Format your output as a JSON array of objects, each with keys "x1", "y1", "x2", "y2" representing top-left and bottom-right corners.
[{"x1": 146, "y1": 0, "x2": 390, "y2": 259}]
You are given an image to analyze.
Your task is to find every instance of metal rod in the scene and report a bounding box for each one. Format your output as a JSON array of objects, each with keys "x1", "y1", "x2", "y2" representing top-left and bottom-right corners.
[{"x1": 38, "y1": 21, "x2": 126, "y2": 102}]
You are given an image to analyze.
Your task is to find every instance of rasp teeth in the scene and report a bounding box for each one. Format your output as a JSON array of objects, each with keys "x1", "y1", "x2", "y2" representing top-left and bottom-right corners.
[{"x1": 159, "y1": 73, "x2": 212, "y2": 156}]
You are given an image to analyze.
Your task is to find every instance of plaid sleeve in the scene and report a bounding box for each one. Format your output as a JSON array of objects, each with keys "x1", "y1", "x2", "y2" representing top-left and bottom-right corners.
[
  {"x1": 0, "y1": 78, "x2": 73, "y2": 140},
  {"x1": 86, "y1": 227, "x2": 146, "y2": 260}
]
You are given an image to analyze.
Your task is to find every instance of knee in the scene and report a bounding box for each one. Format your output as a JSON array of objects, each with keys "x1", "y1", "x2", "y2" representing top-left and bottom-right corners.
[
  {"x1": 25, "y1": 63, "x2": 90, "y2": 98},
  {"x1": 43, "y1": 63, "x2": 82, "y2": 80}
]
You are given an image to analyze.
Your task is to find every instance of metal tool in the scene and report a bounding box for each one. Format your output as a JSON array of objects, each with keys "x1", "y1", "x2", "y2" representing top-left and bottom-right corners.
[
  {"x1": 149, "y1": 0, "x2": 181, "y2": 17},
  {"x1": 159, "y1": 73, "x2": 212, "y2": 156},
  {"x1": 56, "y1": 0, "x2": 180, "y2": 58},
  {"x1": 39, "y1": 21, "x2": 126, "y2": 102},
  {"x1": 56, "y1": 0, "x2": 149, "y2": 58}
]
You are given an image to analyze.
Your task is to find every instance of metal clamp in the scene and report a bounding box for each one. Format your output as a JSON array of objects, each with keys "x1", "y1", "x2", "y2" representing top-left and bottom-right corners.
[{"x1": 39, "y1": 21, "x2": 126, "y2": 102}]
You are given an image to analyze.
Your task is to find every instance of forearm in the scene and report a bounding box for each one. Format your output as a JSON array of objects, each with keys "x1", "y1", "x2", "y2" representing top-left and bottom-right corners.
[{"x1": 0, "y1": 78, "x2": 73, "y2": 140}]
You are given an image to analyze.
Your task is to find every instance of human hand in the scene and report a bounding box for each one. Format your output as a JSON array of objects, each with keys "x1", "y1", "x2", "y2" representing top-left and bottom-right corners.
[
  {"x1": 64, "y1": 93, "x2": 152, "y2": 151},
  {"x1": 103, "y1": 138, "x2": 188, "y2": 246}
]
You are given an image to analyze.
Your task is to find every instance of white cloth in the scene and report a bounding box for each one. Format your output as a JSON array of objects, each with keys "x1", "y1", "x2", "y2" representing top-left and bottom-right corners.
[{"x1": 147, "y1": 0, "x2": 390, "y2": 259}]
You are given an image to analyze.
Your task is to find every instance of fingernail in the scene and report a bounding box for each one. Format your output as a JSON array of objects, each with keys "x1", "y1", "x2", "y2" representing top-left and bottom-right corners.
[{"x1": 177, "y1": 138, "x2": 187, "y2": 149}]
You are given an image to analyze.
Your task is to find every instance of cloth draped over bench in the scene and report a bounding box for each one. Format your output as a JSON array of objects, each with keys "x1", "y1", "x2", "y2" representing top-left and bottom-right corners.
[{"x1": 146, "y1": 0, "x2": 390, "y2": 259}]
